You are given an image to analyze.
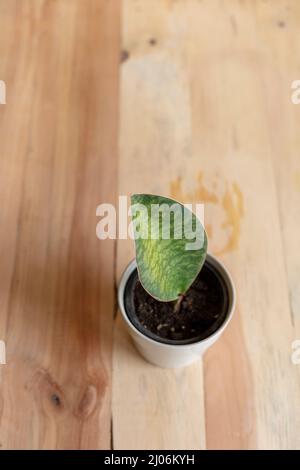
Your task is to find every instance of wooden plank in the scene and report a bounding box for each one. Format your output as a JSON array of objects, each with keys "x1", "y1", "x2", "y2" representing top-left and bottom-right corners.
[
  {"x1": 113, "y1": 317, "x2": 205, "y2": 450},
  {"x1": 113, "y1": 0, "x2": 300, "y2": 449},
  {"x1": 260, "y1": 0, "x2": 300, "y2": 445},
  {"x1": 113, "y1": 0, "x2": 206, "y2": 451},
  {"x1": 191, "y1": 0, "x2": 300, "y2": 449},
  {"x1": 257, "y1": 2, "x2": 300, "y2": 339},
  {"x1": 0, "y1": 0, "x2": 120, "y2": 449}
]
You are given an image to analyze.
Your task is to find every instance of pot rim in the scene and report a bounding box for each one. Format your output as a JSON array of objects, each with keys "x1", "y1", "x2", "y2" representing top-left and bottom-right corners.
[{"x1": 118, "y1": 253, "x2": 236, "y2": 349}]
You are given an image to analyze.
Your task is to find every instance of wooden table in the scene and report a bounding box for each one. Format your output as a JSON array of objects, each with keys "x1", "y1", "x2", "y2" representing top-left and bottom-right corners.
[{"x1": 0, "y1": 0, "x2": 300, "y2": 450}]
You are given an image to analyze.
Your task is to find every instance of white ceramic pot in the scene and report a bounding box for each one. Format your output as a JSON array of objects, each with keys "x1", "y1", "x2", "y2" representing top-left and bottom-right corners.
[{"x1": 118, "y1": 253, "x2": 236, "y2": 368}]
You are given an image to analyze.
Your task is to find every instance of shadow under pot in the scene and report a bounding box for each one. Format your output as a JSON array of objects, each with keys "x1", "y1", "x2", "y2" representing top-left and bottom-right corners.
[{"x1": 118, "y1": 253, "x2": 236, "y2": 368}]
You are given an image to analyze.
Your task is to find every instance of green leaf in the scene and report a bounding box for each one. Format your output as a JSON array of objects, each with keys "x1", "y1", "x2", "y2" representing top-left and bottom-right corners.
[{"x1": 131, "y1": 194, "x2": 207, "y2": 301}]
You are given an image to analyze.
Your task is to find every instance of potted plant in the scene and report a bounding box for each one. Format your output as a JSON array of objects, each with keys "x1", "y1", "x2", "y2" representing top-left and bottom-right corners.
[{"x1": 118, "y1": 194, "x2": 236, "y2": 368}]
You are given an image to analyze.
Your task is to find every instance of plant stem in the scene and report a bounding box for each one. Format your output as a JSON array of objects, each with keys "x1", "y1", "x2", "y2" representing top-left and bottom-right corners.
[{"x1": 174, "y1": 294, "x2": 185, "y2": 314}]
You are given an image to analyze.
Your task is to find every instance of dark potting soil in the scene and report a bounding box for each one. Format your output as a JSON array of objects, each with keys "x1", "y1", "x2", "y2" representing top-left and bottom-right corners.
[{"x1": 125, "y1": 262, "x2": 229, "y2": 344}]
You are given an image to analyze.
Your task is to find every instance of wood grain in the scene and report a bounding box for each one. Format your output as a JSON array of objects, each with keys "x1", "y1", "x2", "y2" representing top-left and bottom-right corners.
[
  {"x1": 112, "y1": 0, "x2": 207, "y2": 451},
  {"x1": 259, "y1": 1, "x2": 300, "y2": 339},
  {"x1": 113, "y1": 317, "x2": 206, "y2": 450},
  {"x1": 192, "y1": 0, "x2": 300, "y2": 449},
  {"x1": 113, "y1": 0, "x2": 300, "y2": 450},
  {"x1": 0, "y1": 0, "x2": 120, "y2": 449},
  {"x1": 1, "y1": 0, "x2": 300, "y2": 450}
]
